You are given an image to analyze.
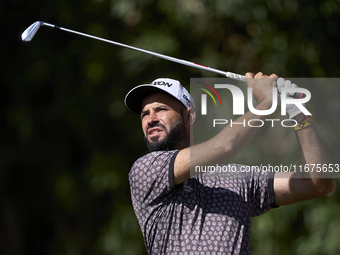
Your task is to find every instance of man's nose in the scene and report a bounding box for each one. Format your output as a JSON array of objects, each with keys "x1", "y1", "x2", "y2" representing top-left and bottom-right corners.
[{"x1": 147, "y1": 111, "x2": 159, "y2": 125}]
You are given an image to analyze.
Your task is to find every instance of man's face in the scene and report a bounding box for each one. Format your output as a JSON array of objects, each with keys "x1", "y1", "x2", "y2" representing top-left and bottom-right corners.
[{"x1": 141, "y1": 93, "x2": 187, "y2": 152}]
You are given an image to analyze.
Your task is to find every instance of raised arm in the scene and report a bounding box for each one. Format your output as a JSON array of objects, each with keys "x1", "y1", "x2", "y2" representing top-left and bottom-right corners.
[
  {"x1": 273, "y1": 116, "x2": 335, "y2": 205},
  {"x1": 173, "y1": 72, "x2": 278, "y2": 185}
]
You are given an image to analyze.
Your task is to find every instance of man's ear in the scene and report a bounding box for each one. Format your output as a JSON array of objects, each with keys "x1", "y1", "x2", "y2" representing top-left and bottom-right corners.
[{"x1": 187, "y1": 107, "x2": 196, "y2": 125}]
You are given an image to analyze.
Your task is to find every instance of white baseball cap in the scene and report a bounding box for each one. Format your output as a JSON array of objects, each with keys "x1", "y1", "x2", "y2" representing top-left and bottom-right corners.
[{"x1": 124, "y1": 78, "x2": 196, "y2": 114}]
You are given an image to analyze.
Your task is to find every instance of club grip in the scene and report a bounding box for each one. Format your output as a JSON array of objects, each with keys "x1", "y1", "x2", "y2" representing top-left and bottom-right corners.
[
  {"x1": 227, "y1": 74, "x2": 305, "y2": 98},
  {"x1": 225, "y1": 72, "x2": 246, "y2": 82}
]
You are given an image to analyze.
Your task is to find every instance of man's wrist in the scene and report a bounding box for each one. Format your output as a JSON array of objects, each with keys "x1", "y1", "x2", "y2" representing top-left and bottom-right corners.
[
  {"x1": 293, "y1": 115, "x2": 313, "y2": 131},
  {"x1": 292, "y1": 113, "x2": 304, "y2": 121},
  {"x1": 256, "y1": 98, "x2": 274, "y2": 111}
]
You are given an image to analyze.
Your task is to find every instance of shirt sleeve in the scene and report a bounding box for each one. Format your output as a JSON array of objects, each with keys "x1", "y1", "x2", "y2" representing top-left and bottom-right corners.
[
  {"x1": 128, "y1": 150, "x2": 179, "y2": 209},
  {"x1": 247, "y1": 170, "x2": 278, "y2": 217},
  {"x1": 197, "y1": 164, "x2": 278, "y2": 217}
]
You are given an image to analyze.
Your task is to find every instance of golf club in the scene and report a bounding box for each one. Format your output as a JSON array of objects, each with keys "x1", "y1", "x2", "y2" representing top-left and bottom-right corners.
[
  {"x1": 21, "y1": 21, "x2": 304, "y2": 98},
  {"x1": 22, "y1": 21, "x2": 247, "y2": 81}
]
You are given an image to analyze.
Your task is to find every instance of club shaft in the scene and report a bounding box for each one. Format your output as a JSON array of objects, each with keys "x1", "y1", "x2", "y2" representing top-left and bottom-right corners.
[
  {"x1": 27, "y1": 22, "x2": 305, "y2": 98},
  {"x1": 39, "y1": 22, "x2": 246, "y2": 82}
]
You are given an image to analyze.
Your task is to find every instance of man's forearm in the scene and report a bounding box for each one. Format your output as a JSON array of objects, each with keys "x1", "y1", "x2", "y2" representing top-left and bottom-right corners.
[
  {"x1": 272, "y1": 121, "x2": 334, "y2": 206},
  {"x1": 174, "y1": 99, "x2": 273, "y2": 185},
  {"x1": 295, "y1": 122, "x2": 334, "y2": 188},
  {"x1": 191, "y1": 99, "x2": 273, "y2": 167}
]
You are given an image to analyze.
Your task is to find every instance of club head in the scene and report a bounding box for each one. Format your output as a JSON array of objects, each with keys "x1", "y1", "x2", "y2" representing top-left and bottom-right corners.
[{"x1": 21, "y1": 21, "x2": 43, "y2": 42}]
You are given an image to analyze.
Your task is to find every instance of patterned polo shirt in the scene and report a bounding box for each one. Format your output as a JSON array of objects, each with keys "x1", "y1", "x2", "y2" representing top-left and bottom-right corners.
[{"x1": 129, "y1": 150, "x2": 277, "y2": 255}]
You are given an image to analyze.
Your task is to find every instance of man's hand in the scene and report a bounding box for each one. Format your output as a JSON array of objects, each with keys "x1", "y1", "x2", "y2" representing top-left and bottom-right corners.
[
  {"x1": 245, "y1": 72, "x2": 278, "y2": 104},
  {"x1": 276, "y1": 77, "x2": 305, "y2": 119}
]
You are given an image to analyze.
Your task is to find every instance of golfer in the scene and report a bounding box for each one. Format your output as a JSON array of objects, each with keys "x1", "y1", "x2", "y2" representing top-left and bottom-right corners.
[{"x1": 124, "y1": 72, "x2": 334, "y2": 254}]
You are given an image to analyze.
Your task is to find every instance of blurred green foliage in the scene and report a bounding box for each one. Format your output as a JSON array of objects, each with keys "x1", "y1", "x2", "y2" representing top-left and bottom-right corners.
[{"x1": 1, "y1": 0, "x2": 340, "y2": 254}]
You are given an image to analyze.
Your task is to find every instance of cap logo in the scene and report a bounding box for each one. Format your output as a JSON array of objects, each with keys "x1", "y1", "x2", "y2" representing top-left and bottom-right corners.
[
  {"x1": 152, "y1": 81, "x2": 173, "y2": 87},
  {"x1": 183, "y1": 95, "x2": 191, "y2": 107}
]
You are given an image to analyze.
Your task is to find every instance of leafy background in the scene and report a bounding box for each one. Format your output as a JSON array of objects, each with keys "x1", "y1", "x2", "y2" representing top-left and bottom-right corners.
[{"x1": 2, "y1": 0, "x2": 340, "y2": 254}]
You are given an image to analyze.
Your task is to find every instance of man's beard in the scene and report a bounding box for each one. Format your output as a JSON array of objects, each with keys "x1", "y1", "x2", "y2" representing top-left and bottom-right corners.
[{"x1": 144, "y1": 119, "x2": 186, "y2": 152}]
